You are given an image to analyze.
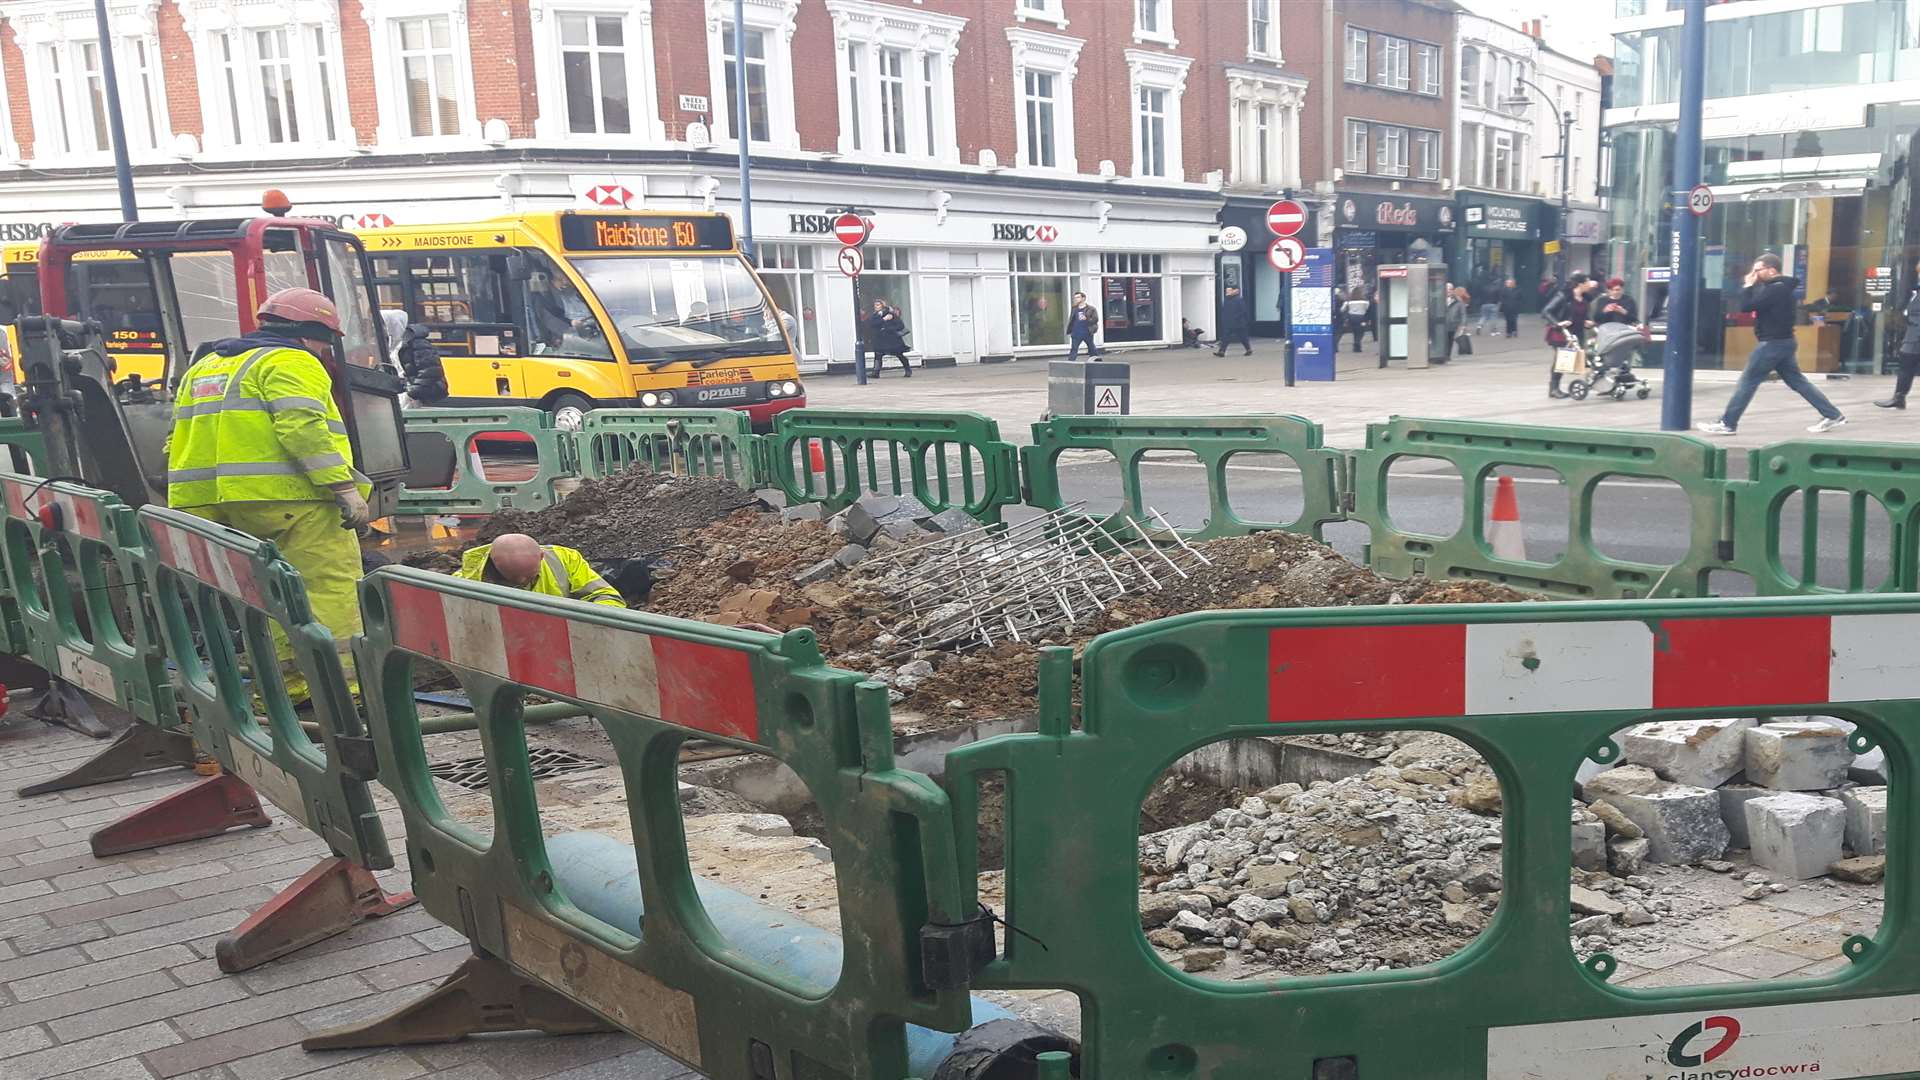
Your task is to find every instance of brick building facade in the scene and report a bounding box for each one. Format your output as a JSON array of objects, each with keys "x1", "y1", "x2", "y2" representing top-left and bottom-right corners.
[{"x1": 0, "y1": 0, "x2": 1464, "y2": 364}]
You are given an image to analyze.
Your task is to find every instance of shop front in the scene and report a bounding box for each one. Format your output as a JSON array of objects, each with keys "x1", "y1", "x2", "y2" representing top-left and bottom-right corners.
[
  {"x1": 1563, "y1": 207, "x2": 1609, "y2": 279},
  {"x1": 1454, "y1": 192, "x2": 1543, "y2": 304},
  {"x1": 1218, "y1": 196, "x2": 1321, "y2": 339},
  {"x1": 1332, "y1": 192, "x2": 1456, "y2": 300}
]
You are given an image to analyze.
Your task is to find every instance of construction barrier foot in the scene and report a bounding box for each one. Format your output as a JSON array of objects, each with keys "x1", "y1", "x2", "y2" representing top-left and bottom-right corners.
[
  {"x1": 88, "y1": 772, "x2": 272, "y2": 856},
  {"x1": 215, "y1": 856, "x2": 418, "y2": 973},
  {"x1": 28, "y1": 678, "x2": 112, "y2": 740},
  {"x1": 300, "y1": 952, "x2": 617, "y2": 1051},
  {"x1": 17, "y1": 721, "x2": 196, "y2": 797}
]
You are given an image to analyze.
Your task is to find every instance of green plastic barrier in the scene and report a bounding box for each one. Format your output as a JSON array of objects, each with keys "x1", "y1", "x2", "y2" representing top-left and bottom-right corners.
[
  {"x1": 1021, "y1": 415, "x2": 1347, "y2": 540},
  {"x1": 354, "y1": 566, "x2": 980, "y2": 1078},
  {"x1": 1732, "y1": 439, "x2": 1920, "y2": 595},
  {"x1": 947, "y1": 594, "x2": 1920, "y2": 1079},
  {"x1": 578, "y1": 408, "x2": 767, "y2": 488},
  {"x1": 137, "y1": 505, "x2": 394, "y2": 871},
  {"x1": 1349, "y1": 417, "x2": 1734, "y2": 598},
  {"x1": 769, "y1": 409, "x2": 1019, "y2": 524},
  {"x1": 398, "y1": 407, "x2": 580, "y2": 516},
  {"x1": 0, "y1": 473, "x2": 173, "y2": 724},
  {"x1": 0, "y1": 415, "x2": 46, "y2": 475}
]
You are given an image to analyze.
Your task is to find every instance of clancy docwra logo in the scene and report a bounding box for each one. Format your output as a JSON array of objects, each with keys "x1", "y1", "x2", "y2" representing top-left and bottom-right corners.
[{"x1": 1668, "y1": 1016, "x2": 1741, "y2": 1067}]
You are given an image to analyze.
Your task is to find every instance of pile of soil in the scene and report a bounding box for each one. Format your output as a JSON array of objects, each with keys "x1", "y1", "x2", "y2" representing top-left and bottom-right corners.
[{"x1": 476, "y1": 471, "x2": 760, "y2": 565}]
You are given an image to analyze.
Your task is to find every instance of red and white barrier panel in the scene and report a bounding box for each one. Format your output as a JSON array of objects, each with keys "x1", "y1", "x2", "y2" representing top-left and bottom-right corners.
[
  {"x1": 1, "y1": 476, "x2": 105, "y2": 540},
  {"x1": 1269, "y1": 614, "x2": 1920, "y2": 722},
  {"x1": 384, "y1": 580, "x2": 760, "y2": 744},
  {"x1": 144, "y1": 515, "x2": 268, "y2": 611}
]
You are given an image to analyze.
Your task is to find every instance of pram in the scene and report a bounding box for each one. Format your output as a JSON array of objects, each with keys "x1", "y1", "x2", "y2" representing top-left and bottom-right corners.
[{"x1": 1563, "y1": 321, "x2": 1653, "y2": 401}]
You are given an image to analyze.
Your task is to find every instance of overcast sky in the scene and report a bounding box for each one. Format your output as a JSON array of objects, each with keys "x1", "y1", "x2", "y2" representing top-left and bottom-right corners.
[{"x1": 1459, "y1": 0, "x2": 1619, "y2": 61}]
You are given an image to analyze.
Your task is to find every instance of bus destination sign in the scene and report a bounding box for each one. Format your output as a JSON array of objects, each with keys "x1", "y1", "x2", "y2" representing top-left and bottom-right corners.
[{"x1": 559, "y1": 214, "x2": 734, "y2": 253}]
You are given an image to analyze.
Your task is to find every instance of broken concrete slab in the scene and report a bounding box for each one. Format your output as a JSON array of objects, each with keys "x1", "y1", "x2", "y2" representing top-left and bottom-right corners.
[
  {"x1": 1745, "y1": 792, "x2": 1847, "y2": 880},
  {"x1": 1744, "y1": 721, "x2": 1852, "y2": 791},
  {"x1": 922, "y1": 507, "x2": 981, "y2": 534},
  {"x1": 1829, "y1": 855, "x2": 1886, "y2": 885},
  {"x1": 1849, "y1": 746, "x2": 1888, "y2": 786},
  {"x1": 832, "y1": 542, "x2": 869, "y2": 568},
  {"x1": 1608, "y1": 837, "x2": 1650, "y2": 877},
  {"x1": 1570, "y1": 885, "x2": 1624, "y2": 917},
  {"x1": 1718, "y1": 783, "x2": 1772, "y2": 850},
  {"x1": 1839, "y1": 786, "x2": 1888, "y2": 856},
  {"x1": 1571, "y1": 816, "x2": 1607, "y2": 872},
  {"x1": 780, "y1": 502, "x2": 825, "y2": 523},
  {"x1": 1588, "y1": 800, "x2": 1643, "y2": 839},
  {"x1": 827, "y1": 503, "x2": 882, "y2": 545},
  {"x1": 1583, "y1": 766, "x2": 1729, "y2": 864},
  {"x1": 791, "y1": 558, "x2": 840, "y2": 586},
  {"x1": 1620, "y1": 717, "x2": 1756, "y2": 788}
]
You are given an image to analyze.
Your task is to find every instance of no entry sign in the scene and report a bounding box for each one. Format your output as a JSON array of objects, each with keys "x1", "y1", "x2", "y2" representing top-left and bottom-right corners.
[
  {"x1": 1267, "y1": 199, "x2": 1307, "y2": 237},
  {"x1": 833, "y1": 212, "x2": 869, "y2": 246},
  {"x1": 1268, "y1": 236, "x2": 1305, "y2": 272}
]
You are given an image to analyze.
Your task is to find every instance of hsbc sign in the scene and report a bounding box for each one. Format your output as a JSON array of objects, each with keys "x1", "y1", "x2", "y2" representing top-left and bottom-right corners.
[{"x1": 991, "y1": 222, "x2": 1059, "y2": 243}]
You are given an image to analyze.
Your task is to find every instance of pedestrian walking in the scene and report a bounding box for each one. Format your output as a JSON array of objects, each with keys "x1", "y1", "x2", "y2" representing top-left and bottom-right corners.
[
  {"x1": 1067, "y1": 291, "x2": 1100, "y2": 360},
  {"x1": 1215, "y1": 285, "x2": 1252, "y2": 356},
  {"x1": 1876, "y1": 258, "x2": 1920, "y2": 410},
  {"x1": 866, "y1": 298, "x2": 912, "y2": 378},
  {"x1": 1439, "y1": 286, "x2": 1466, "y2": 363},
  {"x1": 1341, "y1": 288, "x2": 1370, "y2": 352},
  {"x1": 1698, "y1": 254, "x2": 1846, "y2": 435},
  {"x1": 1474, "y1": 277, "x2": 1499, "y2": 335},
  {"x1": 1498, "y1": 278, "x2": 1523, "y2": 337},
  {"x1": 1542, "y1": 273, "x2": 1596, "y2": 399}
]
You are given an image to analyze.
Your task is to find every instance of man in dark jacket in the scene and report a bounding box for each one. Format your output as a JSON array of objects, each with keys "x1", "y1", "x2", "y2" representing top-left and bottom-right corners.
[
  {"x1": 1876, "y1": 258, "x2": 1920, "y2": 409},
  {"x1": 1699, "y1": 254, "x2": 1845, "y2": 434},
  {"x1": 1214, "y1": 285, "x2": 1252, "y2": 356},
  {"x1": 1498, "y1": 278, "x2": 1523, "y2": 337},
  {"x1": 866, "y1": 299, "x2": 911, "y2": 378},
  {"x1": 1067, "y1": 291, "x2": 1100, "y2": 360}
]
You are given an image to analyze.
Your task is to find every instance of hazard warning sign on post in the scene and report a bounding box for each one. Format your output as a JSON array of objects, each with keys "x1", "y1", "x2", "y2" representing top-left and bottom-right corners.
[{"x1": 1093, "y1": 384, "x2": 1123, "y2": 414}]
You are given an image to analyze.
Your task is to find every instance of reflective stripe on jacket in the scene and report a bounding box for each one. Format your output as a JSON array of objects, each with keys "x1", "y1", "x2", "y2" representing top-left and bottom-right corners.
[
  {"x1": 455, "y1": 543, "x2": 625, "y2": 607},
  {"x1": 167, "y1": 345, "x2": 355, "y2": 508}
]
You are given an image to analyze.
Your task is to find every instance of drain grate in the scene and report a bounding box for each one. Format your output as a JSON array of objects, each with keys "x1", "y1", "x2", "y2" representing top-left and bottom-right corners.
[{"x1": 429, "y1": 745, "x2": 607, "y2": 791}]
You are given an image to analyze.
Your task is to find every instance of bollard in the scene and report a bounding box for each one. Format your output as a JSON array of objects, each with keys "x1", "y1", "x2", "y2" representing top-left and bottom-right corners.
[{"x1": 544, "y1": 832, "x2": 1077, "y2": 1078}]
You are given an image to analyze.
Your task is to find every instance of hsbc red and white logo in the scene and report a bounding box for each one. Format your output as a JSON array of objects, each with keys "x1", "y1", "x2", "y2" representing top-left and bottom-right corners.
[
  {"x1": 993, "y1": 222, "x2": 1058, "y2": 243},
  {"x1": 583, "y1": 184, "x2": 636, "y2": 208},
  {"x1": 348, "y1": 212, "x2": 393, "y2": 229}
]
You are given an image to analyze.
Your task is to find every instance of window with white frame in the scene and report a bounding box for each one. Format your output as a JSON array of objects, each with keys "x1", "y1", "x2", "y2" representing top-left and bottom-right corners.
[
  {"x1": 1011, "y1": 250, "x2": 1077, "y2": 348},
  {"x1": 1227, "y1": 69, "x2": 1303, "y2": 190},
  {"x1": 758, "y1": 243, "x2": 820, "y2": 357},
  {"x1": 185, "y1": 1, "x2": 347, "y2": 154},
  {"x1": 1459, "y1": 46, "x2": 1477, "y2": 100},
  {"x1": 1374, "y1": 124, "x2": 1408, "y2": 177},
  {"x1": 1126, "y1": 49, "x2": 1190, "y2": 181},
  {"x1": 1415, "y1": 43, "x2": 1441, "y2": 95},
  {"x1": 828, "y1": 1, "x2": 965, "y2": 162},
  {"x1": 1008, "y1": 27, "x2": 1083, "y2": 172},
  {"x1": 13, "y1": 4, "x2": 171, "y2": 161},
  {"x1": 1414, "y1": 128, "x2": 1440, "y2": 180},
  {"x1": 707, "y1": 0, "x2": 800, "y2": 148},
  {"x1": 529, "y1": 2, "x2": 663, "y2": 144},
  {"x1": 1135, "y1": 0, "x2": 1174, "y2": 44},
  {"x1": 361, "y1": 3, "x2": 475, "y2": 144},
  {"x1": 1247, "y1": 0, "x2": 1276, "y2": 60},
  {"x1": 1492, "y1": 130, "x2": 1515, "y2": 190},
  {"x1": 1015, "y1": 0, "x2": 1067, "y2": 28},
  {"x1": 1344, "y1": 118, "x2": 1368, "y2": 174},
  {"x1": 1460, "y1": 121, "x2": 1480, "y2": 186},
  {"x1": 1344, "y1": 27, "x2": 1368, "y2": 83},
  {"x1": 1377, "y1": 36, "x2": 1409, "y2": 91}
]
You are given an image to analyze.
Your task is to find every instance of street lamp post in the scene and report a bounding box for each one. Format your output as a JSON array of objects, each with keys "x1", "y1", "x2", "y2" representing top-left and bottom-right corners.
[
  {"x1": 1505, "y1": 76, "x2": 1572, "y2": 284},
  {"x1": 92, "y1": 0, "x2": 137, "y2": 221}
]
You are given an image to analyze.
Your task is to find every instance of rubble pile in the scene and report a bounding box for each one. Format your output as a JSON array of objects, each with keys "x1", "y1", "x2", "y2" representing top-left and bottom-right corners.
[
  {"x1": 1137, "y1": 732, "x2": 1510, "y2": 976},
  {"x1": 477, "y1": 471, "x2": 761, "y2": 565},
  {"x1": 1582, "y1": 717, "x2": 1886, "y2": 885}
]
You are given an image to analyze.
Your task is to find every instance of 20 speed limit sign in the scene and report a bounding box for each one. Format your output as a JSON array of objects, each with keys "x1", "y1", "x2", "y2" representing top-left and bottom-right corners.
[{"x1": 1687, "y1": 184, "x2": 1714, "y2": 217}]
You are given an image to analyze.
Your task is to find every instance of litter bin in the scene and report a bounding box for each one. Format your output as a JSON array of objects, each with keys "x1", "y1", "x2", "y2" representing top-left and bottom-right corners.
[{"x1": 1047, "y1": 360, "x2": 1130, "y2": 417}]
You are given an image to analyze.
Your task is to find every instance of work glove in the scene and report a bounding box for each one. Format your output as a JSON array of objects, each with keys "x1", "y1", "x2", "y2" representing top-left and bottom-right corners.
[{"x1": 331, "y1": 484, "x2": 371, "y2": 529}]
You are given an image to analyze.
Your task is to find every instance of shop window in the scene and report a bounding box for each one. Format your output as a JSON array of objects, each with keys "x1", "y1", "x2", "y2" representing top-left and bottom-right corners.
[
  {"x1": 860, "y1": 246, "x2": 913, "y2": 347},
  {"x1": 759, "y1": 243, "x2": 820, "y2": 357},
  {"x1": 1012, "y1": 251, "x2": 1077, "y2": 348},
  {"x1": 1100, "y1": 254, "x2": 1163, "y2": 344}
]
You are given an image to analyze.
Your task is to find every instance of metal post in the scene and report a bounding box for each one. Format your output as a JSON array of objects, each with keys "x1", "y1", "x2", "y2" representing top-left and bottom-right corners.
[
  {"x1": 731, "y1": 0, "x2": 755, "y2": 262},
  {"x1": 852, "y1": 272, "x2": 867, "y2": 386},
  {"x1": 1661, "y1": 0, "x2": 1707, "y2": 431},
  {"x1": 1557, "y1": 110, "x2": 1571, "y2": 284},
  {"x1": 93, "y1": 0, "x2": 137, "y2": 222},
  {"x1": 1281, "y1": 266, "x2": 1295, "y2": 387}
]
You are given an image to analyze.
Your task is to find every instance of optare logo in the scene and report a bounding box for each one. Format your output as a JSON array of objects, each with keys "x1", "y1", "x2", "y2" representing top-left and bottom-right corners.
[{"x1": 1668, "y1": 1016, "x2": 1741, "y2": 1068}]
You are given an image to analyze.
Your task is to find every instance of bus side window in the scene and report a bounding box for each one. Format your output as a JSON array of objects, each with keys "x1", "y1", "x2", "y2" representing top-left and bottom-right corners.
[{"x1": 399, "y1": 253, "x2": 519, "y2": 358}]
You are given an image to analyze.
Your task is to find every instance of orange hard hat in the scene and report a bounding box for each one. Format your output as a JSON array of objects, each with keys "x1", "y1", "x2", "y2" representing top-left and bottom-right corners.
[{"x1": 257, "y1": 288, "x2": 342, "y2": 334}]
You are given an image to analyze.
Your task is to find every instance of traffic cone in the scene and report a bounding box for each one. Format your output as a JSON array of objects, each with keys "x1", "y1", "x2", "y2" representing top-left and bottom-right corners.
[
  {"x1": 1489, "y1": 475, "x2": 1526, "y2": 561},
  {"x1": 807, "y1": 439, "x2": 826, "y2": 475}
]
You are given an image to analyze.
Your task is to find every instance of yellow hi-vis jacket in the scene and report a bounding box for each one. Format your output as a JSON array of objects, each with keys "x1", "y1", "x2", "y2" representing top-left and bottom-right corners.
[
  {"x1": 455, "y1": 543, "x2": 625, "y2": 607},
  {"x1": 167, "y1": 342, "x2": 358, "y2": 508}
]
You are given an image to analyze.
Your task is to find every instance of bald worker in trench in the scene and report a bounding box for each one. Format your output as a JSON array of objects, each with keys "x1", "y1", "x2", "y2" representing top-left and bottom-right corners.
[{"x1": 455, "y1": 533, "x2": 627, "y2": 607}]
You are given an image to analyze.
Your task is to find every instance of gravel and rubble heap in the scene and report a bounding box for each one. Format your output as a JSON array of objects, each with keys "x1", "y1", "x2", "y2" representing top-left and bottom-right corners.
[
  {"x1": 476, "y1": 470, "x2": 762, "y2": 566},
  {"x1": 1137, "y1": 731, "x2": 1512, "y2": 976}
]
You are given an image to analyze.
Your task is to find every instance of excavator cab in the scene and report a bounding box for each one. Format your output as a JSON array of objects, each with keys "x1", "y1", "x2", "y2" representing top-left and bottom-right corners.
[{"x1": 11, "y1": 216, "x2": 408, "y2": 516}]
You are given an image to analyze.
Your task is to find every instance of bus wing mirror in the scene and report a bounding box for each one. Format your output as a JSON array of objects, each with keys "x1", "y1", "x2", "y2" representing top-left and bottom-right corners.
[{"x1": 505, "y1": 254, "x2": 532, "y2": 281}]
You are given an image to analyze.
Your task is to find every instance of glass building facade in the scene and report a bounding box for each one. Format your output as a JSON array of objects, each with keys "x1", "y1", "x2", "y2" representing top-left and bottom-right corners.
[{"x1": 1607, "y1": 0, "x2": 1920, "y2": 371}]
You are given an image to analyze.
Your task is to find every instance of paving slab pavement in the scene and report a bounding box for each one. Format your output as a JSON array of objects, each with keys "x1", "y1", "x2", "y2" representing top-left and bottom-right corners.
[{"x1": 807, "y1": 318, "x2": 1911, "y2": 455}]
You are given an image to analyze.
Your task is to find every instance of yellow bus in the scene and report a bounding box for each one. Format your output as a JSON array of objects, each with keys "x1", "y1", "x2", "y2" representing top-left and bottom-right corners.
[
  {"x1": 1, "y1": 243, "x2": 168, "y2": 385},
  {"x1": 356, "y1": 211, "x2": 806, "y2": 429}
]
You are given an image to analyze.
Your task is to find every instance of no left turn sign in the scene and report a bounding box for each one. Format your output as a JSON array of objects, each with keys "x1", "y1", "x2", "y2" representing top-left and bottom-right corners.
[
  {"x1": 1268, "y1": 236, "x2": 1305, "y2": 272},
  {"x1": 837, "y1": 246, "x2": 864, "y2": 277}
]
